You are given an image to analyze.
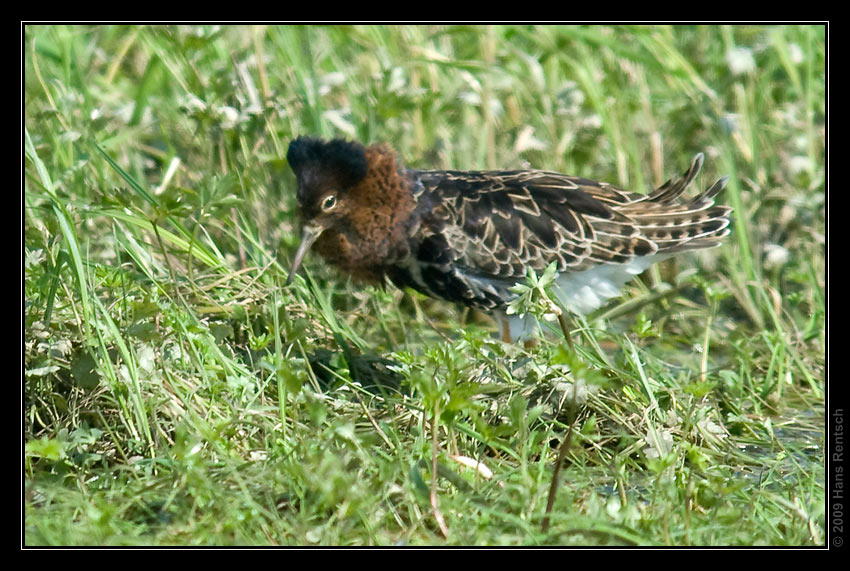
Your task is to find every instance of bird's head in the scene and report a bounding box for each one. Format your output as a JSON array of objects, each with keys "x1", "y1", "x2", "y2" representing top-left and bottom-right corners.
[{"x1": 285, "y1": 136, "x2": 369, "y2": 284}]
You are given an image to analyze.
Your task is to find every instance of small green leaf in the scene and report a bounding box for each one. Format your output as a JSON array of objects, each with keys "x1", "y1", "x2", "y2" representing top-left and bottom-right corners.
[{"x1": 26, "y1": 437, "x2": 67, "y2": 461}]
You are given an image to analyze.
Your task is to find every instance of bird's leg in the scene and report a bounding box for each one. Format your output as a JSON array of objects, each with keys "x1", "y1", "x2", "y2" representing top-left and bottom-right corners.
[
  {"x1": 500, "y1": 316, "x2": 512, "y2": 344},
  {"x1": 557, "y1": 313, "x2": 575, "y2": 351}
]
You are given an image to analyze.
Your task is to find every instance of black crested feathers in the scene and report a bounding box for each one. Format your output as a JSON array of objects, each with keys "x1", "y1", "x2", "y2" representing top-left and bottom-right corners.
[{"x1": 287, "y1": 137, "x2": 369, "y2": 198}]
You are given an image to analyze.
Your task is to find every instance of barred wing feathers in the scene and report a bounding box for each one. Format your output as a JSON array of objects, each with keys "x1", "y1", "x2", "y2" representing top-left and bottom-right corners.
[{"x1": 409, "y1": 154, "x2": 730, "y2": 316}]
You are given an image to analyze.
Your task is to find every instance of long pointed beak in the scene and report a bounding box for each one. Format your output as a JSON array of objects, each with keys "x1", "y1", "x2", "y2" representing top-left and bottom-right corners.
[{"x1": 285, "y1": 224, "x2": 323, "y2": 286}]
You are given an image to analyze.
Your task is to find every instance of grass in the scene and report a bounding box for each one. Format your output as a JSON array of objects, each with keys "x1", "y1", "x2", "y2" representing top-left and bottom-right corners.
[{"x1": 24, "y1": 24, "x2": 825, "y2": 546}]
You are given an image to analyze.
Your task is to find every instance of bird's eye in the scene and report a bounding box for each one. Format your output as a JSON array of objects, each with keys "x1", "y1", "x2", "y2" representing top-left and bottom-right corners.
[{"x1": 321, "y1": 194, "x2": 337, "y2": 212}]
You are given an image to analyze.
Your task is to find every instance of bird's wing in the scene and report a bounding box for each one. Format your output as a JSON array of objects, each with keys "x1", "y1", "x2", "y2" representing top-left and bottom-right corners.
[
  {"x1": 406, "y1": 157, "x2": 729, "y2": 312},
  {"x1": 417, "y1": 169, "x2": 652, "y2": 277}
]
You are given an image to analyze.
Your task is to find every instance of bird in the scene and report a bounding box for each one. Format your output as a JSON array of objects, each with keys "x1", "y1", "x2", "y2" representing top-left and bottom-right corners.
[{"x1": 285, "y1": 136, "x2": 731, "y2": 342}]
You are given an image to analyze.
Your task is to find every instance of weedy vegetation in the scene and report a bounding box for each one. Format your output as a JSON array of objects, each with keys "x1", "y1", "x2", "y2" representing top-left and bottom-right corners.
[{"x1": 24, "y1": 24, "x2": 825, "y2": 546}]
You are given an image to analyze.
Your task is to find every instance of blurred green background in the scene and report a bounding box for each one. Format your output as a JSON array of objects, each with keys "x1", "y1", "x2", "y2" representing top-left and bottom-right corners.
[{"x1": 24, "y1": 25, "x2": 825, "y2": 546}]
